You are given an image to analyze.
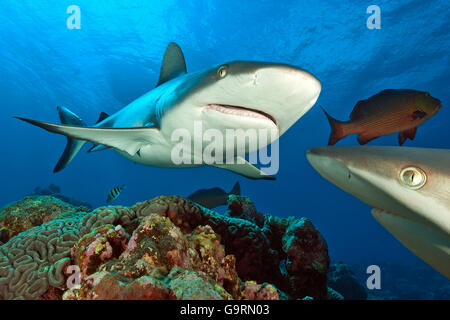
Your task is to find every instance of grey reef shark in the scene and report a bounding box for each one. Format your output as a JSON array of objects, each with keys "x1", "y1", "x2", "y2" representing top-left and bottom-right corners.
[
  {"x1": 306, "y1": 146, "x2": 450, "y2": 279},
  {"x1": 15, "y1": 42, "x2": 321, "y2": 179}
]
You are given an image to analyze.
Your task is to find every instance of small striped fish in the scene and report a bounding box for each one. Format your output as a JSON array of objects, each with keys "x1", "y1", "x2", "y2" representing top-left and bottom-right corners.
[{"x1": 106, "y1": 185, "x2": 125, "y2": 203}]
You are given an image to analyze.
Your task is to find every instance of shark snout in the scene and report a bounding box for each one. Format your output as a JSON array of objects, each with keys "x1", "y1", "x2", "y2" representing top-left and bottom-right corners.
[
  {"x1": 251, "y1": 65, "x2": 321, "y2": 135},
  {"x1": 256, "y1": 66, "x2": 321, "y2": 97},
  {"x1": 299, "y1": 70, "x2": 321, "y2": 99},
  {"x1": 306, "y1": 147, "x2": 351, "y2": 186}
]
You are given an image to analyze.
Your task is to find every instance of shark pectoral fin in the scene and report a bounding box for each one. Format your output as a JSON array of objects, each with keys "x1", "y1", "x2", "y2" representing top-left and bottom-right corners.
[
  {"x1": 212, "y1": 157, "x2": 275, "y2": 180},
  {"x1": 156, "y1": 42, "x2": 187, "y2": 87},
  {"x1": 15, "y1": 117, "x2": 159, "y2": 157}
]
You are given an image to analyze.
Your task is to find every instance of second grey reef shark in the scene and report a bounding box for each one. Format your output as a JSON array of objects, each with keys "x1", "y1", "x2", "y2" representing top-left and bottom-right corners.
[
  {"x1": 307, "y1": 146, "x2": 450, "y2": 279},
  {"x1": 188, "y1": 181, "x2": 241, "y2": 209},
  {"x1": 16, "y1": 42, "x2": 321, "y2": 179}
]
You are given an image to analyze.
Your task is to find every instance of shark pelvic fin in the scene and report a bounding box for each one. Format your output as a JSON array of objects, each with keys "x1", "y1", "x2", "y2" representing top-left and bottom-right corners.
[
  {"x1": 53, "y1": 106, "x2": 86, "y2": 172},
  {"x1": 212, "y1": 157, "x2": 275, "y2": 180},
  {"x1": 15, "y1": 117, "x2": 161, "y2": 157},
  {"x1": 88, "y1": 144, "x2": 111, "y2": 153},
  {"x1": 96, "y1": 112, "x2": 110, "y2": 124},
  {"x1": 156, "y1": 42, "x2": 187, "y2": 87},
  {"x1": 88, "y1": 112, "x2": 113, "y2": 152}
]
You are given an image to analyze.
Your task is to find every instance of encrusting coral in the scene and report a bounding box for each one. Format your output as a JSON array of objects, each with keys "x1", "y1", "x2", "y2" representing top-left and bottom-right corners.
[{"x1": 0, "y1": 194, "x2": 331, "y2": 300}]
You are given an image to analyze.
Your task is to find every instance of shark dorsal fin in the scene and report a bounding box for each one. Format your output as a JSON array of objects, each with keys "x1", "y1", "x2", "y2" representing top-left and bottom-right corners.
[{"x1": 156, "y1": 42, "x2": 187, "y2": 87}]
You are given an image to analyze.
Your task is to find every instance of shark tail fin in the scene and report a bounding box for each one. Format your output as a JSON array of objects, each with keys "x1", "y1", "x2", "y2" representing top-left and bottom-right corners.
[
  {"x1": 320, "y1": 106, "x2": 347, "y2": 146},
  {"x1": 229, "y1": 181, "x2": 241, "y2": 196},
  {"x1": 53, "y1": 106, "x2": 86, "y2": 173}
]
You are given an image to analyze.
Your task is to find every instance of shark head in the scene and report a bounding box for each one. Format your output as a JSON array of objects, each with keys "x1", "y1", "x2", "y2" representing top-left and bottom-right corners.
[
  {"x1": 158, "y1": 60, "x2": 321, "y2": 146},
  {"x1": 306, "y1": 146, "x2": 450, "y2": 278}
]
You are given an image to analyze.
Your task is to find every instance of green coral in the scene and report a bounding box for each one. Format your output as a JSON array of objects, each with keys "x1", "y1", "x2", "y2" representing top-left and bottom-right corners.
[
  {"x1": 0, "y1": 202, "x2": 135, "y2": 299},
  {"x1": 0, "y1": 196, "x2": 88, "y2": 242}
]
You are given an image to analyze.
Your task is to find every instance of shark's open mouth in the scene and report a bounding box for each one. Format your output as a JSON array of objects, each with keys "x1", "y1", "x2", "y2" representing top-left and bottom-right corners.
[{"x1": 204, "y1": 104, "x2": 277, "y2": 126}]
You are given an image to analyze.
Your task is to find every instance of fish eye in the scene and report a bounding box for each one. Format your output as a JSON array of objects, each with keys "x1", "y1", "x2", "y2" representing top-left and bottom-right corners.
[
  {"x1": 399, "y1": 167, "x2": 427, "y2": 189},
  {"x1": 217, "y1": 65, "x2": 228, "y2": 78},
  {"x1": 425, "y1": 92, "x2": 430, "y2": 96}
]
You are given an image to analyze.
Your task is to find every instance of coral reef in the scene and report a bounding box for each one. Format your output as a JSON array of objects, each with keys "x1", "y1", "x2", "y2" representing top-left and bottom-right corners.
[
  {"x1": 225, "y1": 194, "x2": 265, "y2": 227},
  {"x1": 327, "y1": 262, "x2": 367, "y2": 300},
  {"x1": 65, "y1": 214, "x2": 286, "y2": 300},
  {"x1": 242, "y1": 281, "x2": 288, "y2": 300},
  {"x1": 65, "y1": 215, "x2": 240, "y2": 300},
  {"x1": 0, "y1": 196, "x2": 89, "y2": 243},
  {"x1": 29, "y1": 184, "x2": 92, "y2": 209},
  {"x1": 0, "y1": 194, "x2": 330, "y2": 300},
  {"x1": 136, "y1": 195, "x2": 330, "y2": 298},
  {"x1": 0, "y1": 204, "x2": 134, "y2": 300},
  {"x1": 0, "y1": 212, "x2": 82, "y2": 299},
  {"x1": 326, "y1": 286, "x2": 344, "y2": 300},
  {"x1": 71, "y1": 224, "x2": 129, "y2": 277}
]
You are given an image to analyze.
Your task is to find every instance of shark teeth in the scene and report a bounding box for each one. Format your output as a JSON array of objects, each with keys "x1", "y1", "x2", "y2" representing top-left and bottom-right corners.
[{"x1": 204, "y1": 104, "x2": 276, "y2": 125}]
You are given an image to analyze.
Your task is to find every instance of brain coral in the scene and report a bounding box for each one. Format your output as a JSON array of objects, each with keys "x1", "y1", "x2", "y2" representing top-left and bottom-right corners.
[
  {"x1": 0, "y1": 204, "x2": 134, "y2": 300},
  {"x1": 0, "y1": 213, "x2": 82, "y2": 299}
]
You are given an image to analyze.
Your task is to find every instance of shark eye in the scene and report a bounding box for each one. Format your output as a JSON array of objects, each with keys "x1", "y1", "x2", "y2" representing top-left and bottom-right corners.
[
  {"x1": 399, "y1": 167, "x2": 426, "y2": 189},
  {"x1": 217, "y1": 65, "x2": 228, "y2": 78}
]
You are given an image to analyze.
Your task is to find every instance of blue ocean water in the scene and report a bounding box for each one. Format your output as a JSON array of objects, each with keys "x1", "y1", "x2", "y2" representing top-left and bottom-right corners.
[{"x1": 0, "y1": 0, "x2": 448, "y2": 285}]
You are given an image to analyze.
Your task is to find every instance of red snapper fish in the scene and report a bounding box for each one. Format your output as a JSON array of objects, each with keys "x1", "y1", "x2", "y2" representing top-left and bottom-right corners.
[{"x1": 322, "y1": 89, "x2": 442, "y2": 146}]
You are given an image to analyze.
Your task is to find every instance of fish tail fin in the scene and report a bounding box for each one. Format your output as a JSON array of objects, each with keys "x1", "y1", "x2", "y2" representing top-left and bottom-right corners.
[
  {"x1": 53, "y1": 106, "x2": 86, "y2": 172},
  {"x1": 229, "y1": 181, "x2": 241, "y2": 196},
  {"x1": 320, "y1": 106, "x2": 347, "y2": 146}
]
